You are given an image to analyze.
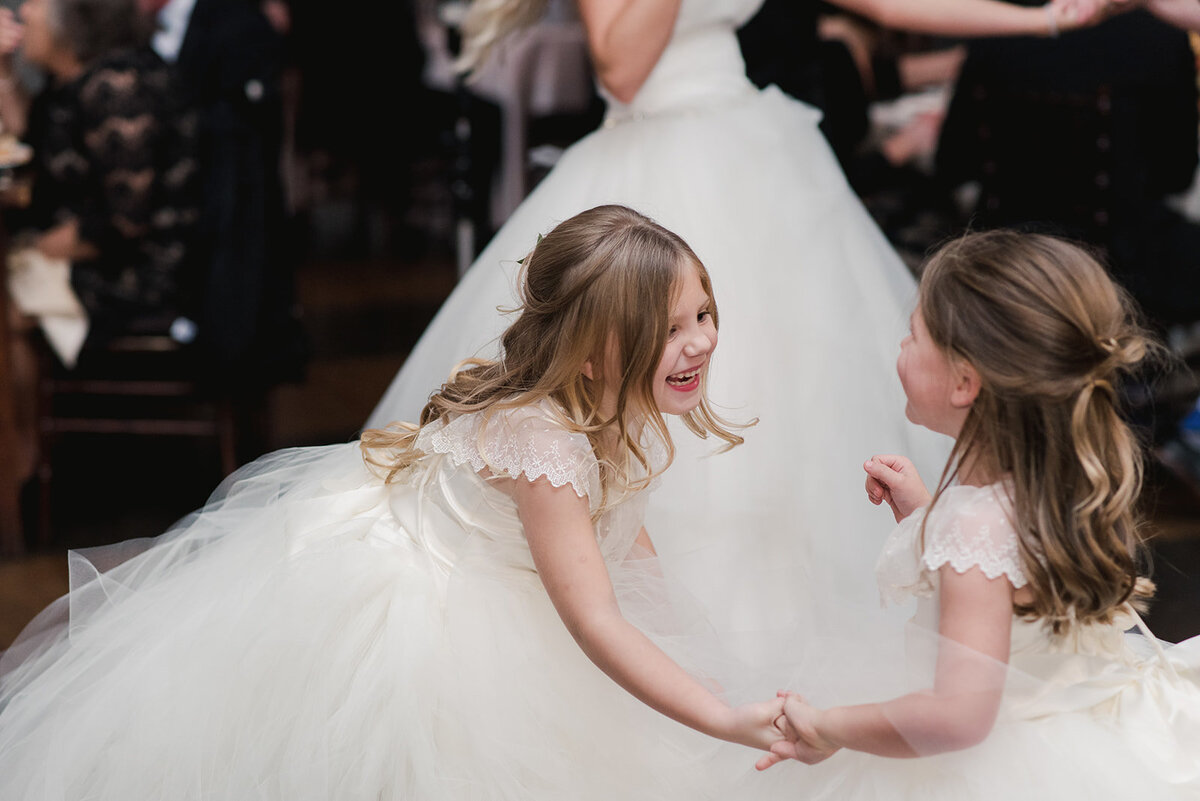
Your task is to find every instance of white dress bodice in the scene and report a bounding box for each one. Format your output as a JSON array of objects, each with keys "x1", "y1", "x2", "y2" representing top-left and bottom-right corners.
[
  {"x1": 373, "y1": 400, "x2": 653, "y2": 573},
  {"x1": 875, "y1": 483, "x2": 1198, "y2": 744},
  {"x1": 604, "y1": 0, "x2": 764, "y2": 120}
]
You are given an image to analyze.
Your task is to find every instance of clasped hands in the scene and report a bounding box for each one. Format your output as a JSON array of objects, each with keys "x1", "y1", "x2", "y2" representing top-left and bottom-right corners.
[
  {"x1": 1046, "y1": 0, "x2": 1155, "y2": 33},
  {"x1": 756, "y1": 691, "x2": 838, "y2": 770}
]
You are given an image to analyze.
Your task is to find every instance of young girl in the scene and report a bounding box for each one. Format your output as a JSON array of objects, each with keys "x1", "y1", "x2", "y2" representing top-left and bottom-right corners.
[
  {"x1": 0, "y1": 205, "x2": 787, "y2": 800},
  {"x1": 760, "y1": 230, "x2": 1200, "y2": 798}
]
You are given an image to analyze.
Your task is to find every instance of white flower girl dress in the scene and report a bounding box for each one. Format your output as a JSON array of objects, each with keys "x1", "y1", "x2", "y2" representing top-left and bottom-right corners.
[
  {"x1": 0, "y1": 400, "x2": 765, "y2": 800},
  {"x1": 755, "y1": 483, "x2": 1200, "y2": 800}
]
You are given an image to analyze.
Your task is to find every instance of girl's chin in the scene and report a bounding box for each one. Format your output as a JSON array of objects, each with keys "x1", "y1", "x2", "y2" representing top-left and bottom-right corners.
[{"x1": 657, "y1": 396, "x2": 701, "y2": 417}]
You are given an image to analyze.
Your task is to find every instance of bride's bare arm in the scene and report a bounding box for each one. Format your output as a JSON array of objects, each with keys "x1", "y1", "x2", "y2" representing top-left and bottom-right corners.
[
  {"x1": 1140, "y1": 0, "x2": 1200, "y2": 29},
  {"x1": 576, "y1": 0, "x2": 681, "y2": 103},
  {"x1": 826, "y1": 0, "x2": 1093, "y2": 37},
  {"x1": 516, "y1": 475, "x2": 783, "y2": 750}
]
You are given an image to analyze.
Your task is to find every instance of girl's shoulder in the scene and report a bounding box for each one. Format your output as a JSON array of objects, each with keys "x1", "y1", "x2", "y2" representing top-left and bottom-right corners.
[
  {"x1": 919, "y1": 482, "x2": 1027, "y2": 588},
  {"x1": 414, "y1": 398, "x2": 602, "y2": 500},
  {"x1": 878, "y1": 482, "x2": 1026, "y2": 605}
]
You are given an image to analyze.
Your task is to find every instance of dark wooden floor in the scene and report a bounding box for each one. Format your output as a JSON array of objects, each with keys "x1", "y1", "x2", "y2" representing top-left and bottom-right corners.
[{"x1": 2, "y1": 202, "x2": 1199, "y2": 650}]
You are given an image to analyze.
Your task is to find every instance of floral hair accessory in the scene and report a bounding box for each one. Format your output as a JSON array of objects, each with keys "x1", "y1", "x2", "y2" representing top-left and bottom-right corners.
[{"x1": 516, "y1": 233, "x2": 544, "y2": 265}]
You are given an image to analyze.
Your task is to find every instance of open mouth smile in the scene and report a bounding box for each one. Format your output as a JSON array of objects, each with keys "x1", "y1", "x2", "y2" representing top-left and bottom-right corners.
[{"x1": 665, "y1": 366, "x2": 702, "y2": 391}]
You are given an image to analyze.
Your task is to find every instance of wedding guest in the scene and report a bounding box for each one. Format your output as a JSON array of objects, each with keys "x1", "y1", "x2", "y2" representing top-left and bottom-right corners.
[{"x1": 0, "y1": 0, "x2": 199, "y2": 346}]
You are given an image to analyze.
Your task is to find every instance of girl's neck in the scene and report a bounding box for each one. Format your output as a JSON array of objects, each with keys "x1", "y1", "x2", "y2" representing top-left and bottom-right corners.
[{"x1": 955, "y1": 449, "x2": 1000, "y2": 487}]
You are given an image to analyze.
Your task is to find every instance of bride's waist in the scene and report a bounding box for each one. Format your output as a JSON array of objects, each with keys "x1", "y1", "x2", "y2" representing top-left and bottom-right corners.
[{"x1": 603, "y1": 26, "x2": 757, "y2": 124}]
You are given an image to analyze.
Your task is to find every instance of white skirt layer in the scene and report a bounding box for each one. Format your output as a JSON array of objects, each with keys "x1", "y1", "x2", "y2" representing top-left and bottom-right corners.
[
  {"x1": 0, "y1": 445, "x2": 774, "y2": 800},
  {"x1": 367, "y1": 86, "x2": 950, "y2": 650},
  {"x1": 3, "y1": 446, "x2": 1197, "y2": 799}
]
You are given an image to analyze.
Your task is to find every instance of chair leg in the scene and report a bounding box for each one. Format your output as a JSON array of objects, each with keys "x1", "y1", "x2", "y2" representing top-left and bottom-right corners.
[
  {"x1": 217, "y1": 396, "x2": 238, "y2": 476},
  {"x1": 36, "y1": 449, "x2": 53, "y2": 550}
]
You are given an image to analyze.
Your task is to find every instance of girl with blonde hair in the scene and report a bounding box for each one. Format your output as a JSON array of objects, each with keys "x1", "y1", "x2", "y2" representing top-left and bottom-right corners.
[
  {"x1": 759, "y1": 230, "x2": 1200, "y2": 799},
  {"x1": 0, "y1": 205, "x2": 791, "y2": 800}
]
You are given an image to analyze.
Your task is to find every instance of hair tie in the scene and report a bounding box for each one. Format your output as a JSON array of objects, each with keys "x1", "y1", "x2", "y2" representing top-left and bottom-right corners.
[
  {"x1": 1097, "y1": 336, "x2": 1118, "y2": 353},
  {"x1": 1087, "y1": 377, "x2": 1115, "y2": 399}
]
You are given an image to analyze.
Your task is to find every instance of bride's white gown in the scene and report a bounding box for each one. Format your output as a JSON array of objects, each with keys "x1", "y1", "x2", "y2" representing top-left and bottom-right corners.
[{"x1": 369, "y1": 0, "x2": 947, "y2": 645}]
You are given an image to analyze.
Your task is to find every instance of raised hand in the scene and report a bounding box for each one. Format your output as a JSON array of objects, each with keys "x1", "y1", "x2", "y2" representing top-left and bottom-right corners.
[{"x1": 863, "y1": 454, "x2": 930, "y2": 523}]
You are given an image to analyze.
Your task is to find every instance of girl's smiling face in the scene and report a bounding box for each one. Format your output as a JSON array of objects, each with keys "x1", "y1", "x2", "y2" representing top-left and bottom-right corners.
[
  {"x1": 897, "y1": 305, "x2": 974, "y2": 438},
  {"x1": 652, "y1": 263, "x2": 717, "y2": 416}
]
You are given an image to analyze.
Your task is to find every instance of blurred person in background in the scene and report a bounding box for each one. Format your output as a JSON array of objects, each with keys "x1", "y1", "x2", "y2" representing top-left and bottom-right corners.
[{"x1": 0, "y1": 0, "x2": 199, "y2": 346}]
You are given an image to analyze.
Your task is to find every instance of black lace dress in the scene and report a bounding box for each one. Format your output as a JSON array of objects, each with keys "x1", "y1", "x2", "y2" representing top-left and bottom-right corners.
[{"x1": 17, "y1": 46, "x2": 199, "y2": 343}]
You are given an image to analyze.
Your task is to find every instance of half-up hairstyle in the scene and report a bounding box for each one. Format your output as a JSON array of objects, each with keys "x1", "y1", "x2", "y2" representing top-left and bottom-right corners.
[
  {"x1": 362, "y1": 204, "x2": 745, "y2": 514},
  {"x1": 918, "y1": 230, "x2": 1160, "y2": 634}
]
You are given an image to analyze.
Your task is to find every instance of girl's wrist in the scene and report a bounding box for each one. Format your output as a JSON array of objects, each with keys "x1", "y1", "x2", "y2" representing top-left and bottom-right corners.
[
  {"x1": 810, "y1": 706, "x2": 848, "y2": 751},
  {"x1": 710, "y1": 702, "x2": 741, "y2": 743}
]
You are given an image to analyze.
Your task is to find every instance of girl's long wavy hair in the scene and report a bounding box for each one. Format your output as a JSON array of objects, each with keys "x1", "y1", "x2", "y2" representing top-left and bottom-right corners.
[
  {"x1": 361, "y1": 204, "x2": 745, "y2": 514},
  {"x1": 918, "y1": 230, "x2": 1159, "y2": 634}
]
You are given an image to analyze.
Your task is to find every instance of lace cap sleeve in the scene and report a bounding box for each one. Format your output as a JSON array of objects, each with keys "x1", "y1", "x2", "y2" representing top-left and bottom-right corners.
[
  {"x1": 413, "y1": 401, "x2": 601, "y2": 499},
  {"x1": 921, "y1": 484, "x2": 1028, "y2": 588}
]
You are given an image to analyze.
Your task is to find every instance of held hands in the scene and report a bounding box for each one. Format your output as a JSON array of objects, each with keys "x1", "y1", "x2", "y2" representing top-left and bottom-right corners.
[
  {"x1": 1044, "y1": 0, "x2": 1129, "y2": 33},
  {"x1": 754, "y1": 692, "x2": 839, "y2": 770},
  {"x1": 725, "y1": 696, "x2": 790, "y2": 752},
  {"x1": 863, "y1": 455, "x2": 930, "y2": 523}
]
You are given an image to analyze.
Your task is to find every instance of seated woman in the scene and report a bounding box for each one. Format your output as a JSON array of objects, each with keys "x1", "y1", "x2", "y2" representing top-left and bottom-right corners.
[{"x1": 0, "y1": 0, "x2": 199, "y2": 349}]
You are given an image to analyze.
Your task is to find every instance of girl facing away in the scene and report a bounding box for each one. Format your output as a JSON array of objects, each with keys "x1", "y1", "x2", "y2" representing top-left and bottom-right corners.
[
  {"x1": 0, "y1": 205, "x2": 790, "y2": 800},
  {"x1": 756, "y1": 230, "x2": 1200, "y2": 798}
]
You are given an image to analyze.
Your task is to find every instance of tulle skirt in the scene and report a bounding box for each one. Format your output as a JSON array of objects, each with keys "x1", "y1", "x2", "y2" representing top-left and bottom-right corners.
[
  {"x1": 3, "y1": 445, "x2": 1197, "y2": 799},
  {"x1": 0, "y1": 445, "x2": 776, "y2": 800}
]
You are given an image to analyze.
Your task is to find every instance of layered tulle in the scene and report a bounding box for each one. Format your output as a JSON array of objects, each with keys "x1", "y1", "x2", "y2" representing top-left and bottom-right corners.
[{"x1": 0, "y1": 442, "x2": 781, "y2": 800}]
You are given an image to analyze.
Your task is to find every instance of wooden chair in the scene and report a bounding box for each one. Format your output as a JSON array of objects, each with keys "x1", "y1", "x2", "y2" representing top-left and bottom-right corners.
[{"x1": 33, "y1": 318, "x2": 238, "y2": 548}]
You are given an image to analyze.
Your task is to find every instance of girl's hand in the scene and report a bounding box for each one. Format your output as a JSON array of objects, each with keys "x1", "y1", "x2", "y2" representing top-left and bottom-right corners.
[
  {"x1": 863, "y1": 454, "x2": 930, "y2": 522},
  {"x1": 725, "y1": 696, "x2": 789, "y2": 752},
  {"x1": 754, "y1": 693, "x2": 840, "y2": 769}
]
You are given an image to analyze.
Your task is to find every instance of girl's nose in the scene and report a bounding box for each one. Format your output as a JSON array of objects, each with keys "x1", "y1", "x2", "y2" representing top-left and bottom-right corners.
[{"x1": 683, "y1": 330, "x2": 711, "y2": 357}]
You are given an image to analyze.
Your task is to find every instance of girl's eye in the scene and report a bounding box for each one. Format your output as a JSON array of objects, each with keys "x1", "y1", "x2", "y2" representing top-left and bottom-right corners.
[
  {"x1": 667, "y1": 326, "x2": 679, "y2": 339},
  {"x1": 698, "y1": 310, "x2": 710, "y2": 323}
]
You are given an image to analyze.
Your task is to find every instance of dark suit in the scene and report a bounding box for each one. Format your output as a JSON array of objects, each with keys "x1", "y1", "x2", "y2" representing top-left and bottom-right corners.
[{"x1": 175, "y1": 0, "x2": 305, "y2": 382}]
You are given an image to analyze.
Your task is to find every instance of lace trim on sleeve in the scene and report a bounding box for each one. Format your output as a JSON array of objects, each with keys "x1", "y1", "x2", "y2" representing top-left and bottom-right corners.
[
  {"x1": 921, "y1": 486, "x2": 1028, "y2": 588},
  {"x1": 413, "y1": 403, "x2": 601, "y2": 500}
]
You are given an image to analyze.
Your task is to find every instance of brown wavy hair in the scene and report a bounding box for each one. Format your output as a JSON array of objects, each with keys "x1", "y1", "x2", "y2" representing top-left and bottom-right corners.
[
  {"x1": 361, "y1": 204, "x2": 746, "y2": 513},
  {"x1": 918, "y1": 230, "x2": 1160, "y2": 633}
]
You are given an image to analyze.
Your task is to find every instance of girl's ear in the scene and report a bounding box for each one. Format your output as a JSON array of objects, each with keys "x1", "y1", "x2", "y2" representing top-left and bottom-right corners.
[
  {"x1": 581, "y1": 360, "x2": 594, "y2": 380},
  {"x1": 950, "y1": 359, "x2": 981, "y2": 409}
]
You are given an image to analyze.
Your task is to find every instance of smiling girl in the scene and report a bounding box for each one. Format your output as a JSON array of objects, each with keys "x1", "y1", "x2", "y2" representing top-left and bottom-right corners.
[{"x1": 0, "y1": 205, "x2": 787, "y2": 800}]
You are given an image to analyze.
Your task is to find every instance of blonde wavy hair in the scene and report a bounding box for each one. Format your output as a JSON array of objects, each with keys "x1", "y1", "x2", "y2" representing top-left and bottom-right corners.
[
  {"x1": 918, "y1": 230, "x2": 1160, "y2": 634},
  {"x1": 361, "y1": 204, "x2": 745, "y2": 514},
  {"x1": 455, "y1": 0, "x2": 550, "y2": 75}
]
